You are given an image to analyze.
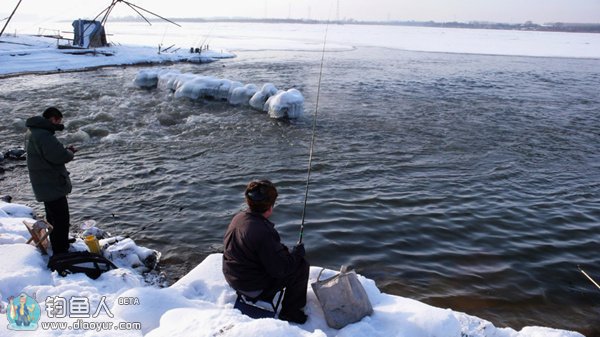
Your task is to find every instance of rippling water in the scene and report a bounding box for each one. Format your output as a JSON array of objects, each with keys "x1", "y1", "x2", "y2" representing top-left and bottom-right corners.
[{"x1": 1, "y1": 46, "x2": 600, "y2": 334}]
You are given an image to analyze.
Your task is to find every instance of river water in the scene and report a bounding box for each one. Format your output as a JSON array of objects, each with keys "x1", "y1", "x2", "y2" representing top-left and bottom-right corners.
[{"x1": 1, "y1": 29, "x2": 600, "y2": 335}]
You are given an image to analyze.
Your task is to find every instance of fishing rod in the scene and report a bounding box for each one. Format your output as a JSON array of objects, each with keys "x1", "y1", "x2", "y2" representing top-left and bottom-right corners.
[
  {"x1": 578, "y1": 265, "x2": 600, "y2": 291},
  {"x1": 298, "y1": 22, "x2": 330, "y2": 245}
]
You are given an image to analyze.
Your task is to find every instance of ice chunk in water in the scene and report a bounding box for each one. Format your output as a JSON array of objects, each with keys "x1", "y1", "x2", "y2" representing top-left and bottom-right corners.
[
  {"x1": 228, "y1": 84, "x2": 258, "y2": 105},
  {"x1": 175, "y1": 77, "x2": 238, "y2": 101},
  {"x1": 266, "y1": 89, "x2": 305, "y2": 119},
  {"x1": 249, "y1": 83, "x2": 278, "y2": 111},
  {"x1": 133, "y1": 69, "x2": 159, "y2": 88}
]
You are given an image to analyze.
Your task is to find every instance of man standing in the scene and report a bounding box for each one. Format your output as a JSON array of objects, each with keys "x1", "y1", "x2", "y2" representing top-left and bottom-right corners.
[
  {"x1": 223, "y1": 180, "x2": 309, "y2": 324},
  {"x1": 26, "y1": 107, "x2": 76, "y2": 256}
]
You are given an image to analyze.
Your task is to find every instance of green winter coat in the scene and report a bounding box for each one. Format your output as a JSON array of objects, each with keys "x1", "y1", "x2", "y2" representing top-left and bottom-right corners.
[{"x1": 25, "y1": 116, "x2": 74, "y2": 202}]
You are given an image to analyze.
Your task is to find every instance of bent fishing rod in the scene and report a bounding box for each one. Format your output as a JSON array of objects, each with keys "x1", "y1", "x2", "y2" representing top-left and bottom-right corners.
[{"x1": 298, "y1": 22, "x2": 329, "y2": 245}]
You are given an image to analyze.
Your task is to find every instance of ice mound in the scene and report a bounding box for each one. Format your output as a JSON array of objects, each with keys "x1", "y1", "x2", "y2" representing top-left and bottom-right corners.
[
  {"x1": 266, "y1": 89, "x2": 305, "y2": 119},
  {"x1": 249, "y1": 83, "x2": 278, "y2": 111},
  {"x1": 133, "y1": 69, "x2": 304, "y2": 119},
  {"x1": 229, "y1": 84, "x2": 257, "y2": 105},
  {"x1": 174, "y1": 77, "x2": 238, "y2": 101},
  {"x1": 103, "y1": 237, "x2": 161, "y2": 273},
  {"x1": 133, "y1": 69, "x2": 162, "y2": 89}
]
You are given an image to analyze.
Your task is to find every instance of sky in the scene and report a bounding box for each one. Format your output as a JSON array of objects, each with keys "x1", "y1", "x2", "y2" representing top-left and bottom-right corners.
[{"x1": 2, "y1": 0, "x2": 600, "y2": 25}]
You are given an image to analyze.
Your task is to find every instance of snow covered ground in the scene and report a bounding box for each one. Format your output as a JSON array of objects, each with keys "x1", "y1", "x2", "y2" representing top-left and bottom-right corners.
[
  {"x1": 0, "y1": 200, "x2": 585, "y2": 337},
  {"x1": 0, "y1": 33, "x2": 234, "y2": 77}
]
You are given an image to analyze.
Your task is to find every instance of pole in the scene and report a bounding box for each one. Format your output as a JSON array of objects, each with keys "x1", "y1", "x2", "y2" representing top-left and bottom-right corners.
[{"x1": 0, "y1": 0, "x2": 23, "y2": 38}]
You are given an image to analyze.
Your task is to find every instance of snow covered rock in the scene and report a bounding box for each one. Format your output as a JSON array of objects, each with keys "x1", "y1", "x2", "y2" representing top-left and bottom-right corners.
[{"x1": 0, "y1": 201, "x2": 34, "y2": 218}]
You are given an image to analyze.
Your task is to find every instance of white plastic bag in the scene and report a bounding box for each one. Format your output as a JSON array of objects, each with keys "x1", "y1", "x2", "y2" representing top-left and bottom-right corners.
[{"x1": 311, "y1": 266, "x2": 373, "y2": 329}]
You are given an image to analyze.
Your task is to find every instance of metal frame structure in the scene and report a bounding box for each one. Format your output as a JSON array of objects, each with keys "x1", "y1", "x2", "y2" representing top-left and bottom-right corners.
[{"x1": 93, "y1": 0, "x2": 181, "y2": 28}]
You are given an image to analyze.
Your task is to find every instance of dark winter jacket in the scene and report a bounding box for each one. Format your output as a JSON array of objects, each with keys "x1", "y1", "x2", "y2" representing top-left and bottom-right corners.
[
  {"x1": 25, "y1": 116, "x2": 74, "y2": 202},
  {"x1": 223, "y1": 210, "x2": 303, "y2": 292}
]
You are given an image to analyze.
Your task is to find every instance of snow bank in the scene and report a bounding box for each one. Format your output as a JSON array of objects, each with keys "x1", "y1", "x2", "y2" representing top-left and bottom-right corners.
[
  {"x1": 0, "y1": 34, "x2": 235, "y2": 77},
  {"x1": 0, "y1": 201, "x2": 585, "y2": 337},
  {"x1": 133, "y1": 70, "x2": 305, "y2": 119},
  {"x1": 0, "y1": 244, "x2": 52, "y2": 299},
  {"x1": 0, "y1": 201, "x2": 35, "y2": 218}
]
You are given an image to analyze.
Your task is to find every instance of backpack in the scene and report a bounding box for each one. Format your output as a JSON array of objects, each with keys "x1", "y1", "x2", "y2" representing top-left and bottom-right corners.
[{"x1": 47, "y1": 251, "x2": 117, "y2": 280}]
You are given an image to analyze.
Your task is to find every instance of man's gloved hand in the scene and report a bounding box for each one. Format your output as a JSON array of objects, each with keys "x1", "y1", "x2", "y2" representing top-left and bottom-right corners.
[{"x1": 292, "y1": 243, "x2": 305, "y2": 257}]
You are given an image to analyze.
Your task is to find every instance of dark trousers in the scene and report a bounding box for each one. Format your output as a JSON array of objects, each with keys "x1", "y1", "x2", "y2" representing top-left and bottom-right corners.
[
  {"x1": 259, "y1": 258, "x2": 310, "y2": 314},
  {"x1": 44, "y1": 196, "x2": 71, "y2": 255}
]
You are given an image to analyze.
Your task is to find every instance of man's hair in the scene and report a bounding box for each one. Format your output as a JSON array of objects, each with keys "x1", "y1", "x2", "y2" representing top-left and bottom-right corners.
[
  {"x1": 245, "y1": 180, "x2": 278, "y2": 213},
  {"x1": 42, "y1": 107, "x2": 63, "y2": 119}
]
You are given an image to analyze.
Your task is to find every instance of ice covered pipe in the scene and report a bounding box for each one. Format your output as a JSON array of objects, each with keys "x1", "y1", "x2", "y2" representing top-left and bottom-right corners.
[
  {"x1": 229, "y1": 84, "x2": 258, "y2": 106},
  {"x1": 266, "y1": 89, "x2": 305, "y2": 119},
  {"x1": 133, "y1": 69, "x2": 304, "y2": 119},
  {"x1": 174, "y1": 77, "x2": 238, "y2": 101},
  {"x1": 133, "y1": 69, "x2": 161, "y2": 89},
  {"x1": 249, "y1": 83, "x2": 278, "y2": 111}
]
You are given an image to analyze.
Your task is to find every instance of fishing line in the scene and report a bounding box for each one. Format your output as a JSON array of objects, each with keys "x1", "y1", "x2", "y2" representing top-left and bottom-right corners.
[
  {"x1": 298, "y1": 21, "x2": 330, "y2": 244},
  {"x1": 197, "y1": 24, "x2": 217, "y2": 51},
  {"x1": 160, "y1": 25, "x2": 168, "y2": 48},
  {"x1": 103, "y1": 206, "x2": 185, "y2": 246}
]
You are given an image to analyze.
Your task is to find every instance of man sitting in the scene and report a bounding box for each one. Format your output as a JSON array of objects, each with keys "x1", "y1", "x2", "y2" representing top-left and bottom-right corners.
[{"x1": 223, "y1": 180, "x2": 309, "y2": 324}]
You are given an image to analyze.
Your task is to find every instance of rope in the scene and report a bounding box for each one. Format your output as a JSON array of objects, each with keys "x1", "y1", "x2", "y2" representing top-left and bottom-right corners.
[{"x1": 298, "y1": 22, "x2": 329, "y2": 244}]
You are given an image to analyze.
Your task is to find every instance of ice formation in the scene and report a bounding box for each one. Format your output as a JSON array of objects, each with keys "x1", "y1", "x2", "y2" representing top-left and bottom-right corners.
[
  {"x1": 249, "y1": 83, "x2": 278, "y2": 111},
  {"x1": 133, "y1": 70, "x2": 304, "y2": 119},
  {"x1": 229, "y1": 84, "x2": 259, "y2": 106},
  {"x1": 266, "y1": 89, "x2": 305, "y2": 119}
]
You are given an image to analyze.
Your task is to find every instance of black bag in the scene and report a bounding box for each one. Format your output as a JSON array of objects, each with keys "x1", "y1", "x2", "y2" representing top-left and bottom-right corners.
[{"x1": 47, "y1": 251, "x2": 117, "y2": 279}]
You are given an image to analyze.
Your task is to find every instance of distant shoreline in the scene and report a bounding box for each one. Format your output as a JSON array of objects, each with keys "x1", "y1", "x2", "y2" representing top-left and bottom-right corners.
[{"x1": 105, "y1": 17, "x2": 600, "y2": 34}]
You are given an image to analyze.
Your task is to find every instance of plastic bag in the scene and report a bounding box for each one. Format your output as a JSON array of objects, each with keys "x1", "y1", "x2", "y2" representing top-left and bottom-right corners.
[{"x1": 311, "y1": 266, "x2": 373, "y2": 329}]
